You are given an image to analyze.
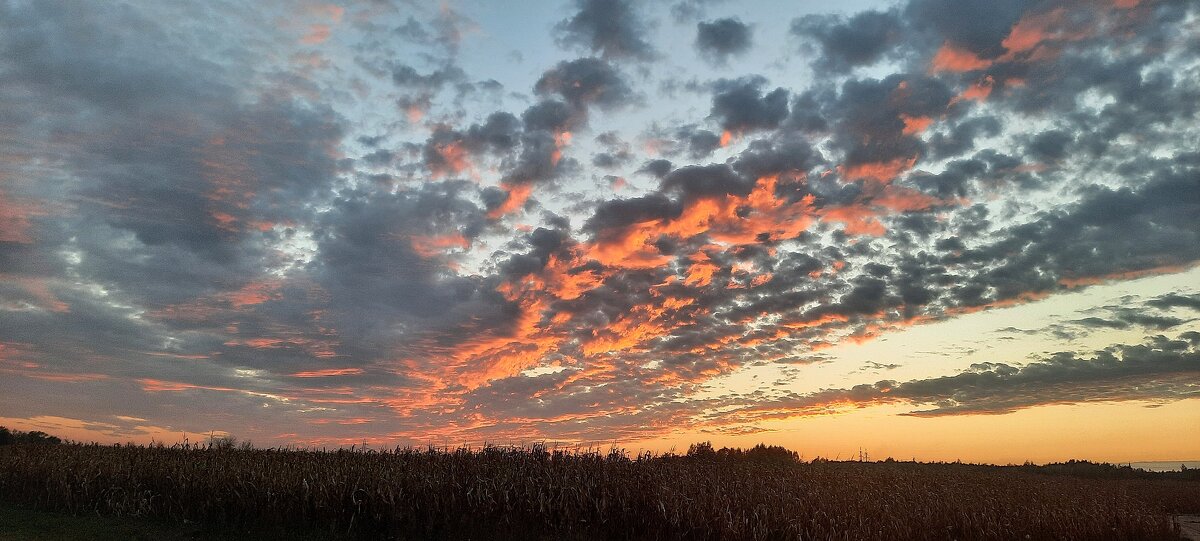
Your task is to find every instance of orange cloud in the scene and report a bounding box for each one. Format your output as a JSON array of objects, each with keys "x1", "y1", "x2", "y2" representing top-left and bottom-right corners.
[
  {"x1": 1, "y1": 275, "x2": 69, "y2": 313},
  {"x1": 299, "y1": 4, "x2": 343, "y2": 45},
  {"x1": 302, "y1": 24, "x2": 333, "y2": 45},
  {"x1": 291, "y1": 368, "x2": 364, "y2": 378},
  {"x1": 223, "y1": 334, "x2": 339, "y2": 359},
  {"x1": 0, "y1": 188, "x2": 43, "y2": 243},
  {"x1": 0, "y1": 415, "x2": 223, "y2": 446},
  {"x1": 406, "y1": 104, "x2": 426, "y2": 124},
  {"x1": 953, "y1": 76, "x2": 995, "y2": 104},
  {"x1": 929, "y1": 42, "x2": 992, "y2": 73},
  {"x1": 410, "y1": 232, "x2": 470, "y2": 258},
  {"x1": 586, "y1": 175, "x2": 815, "y2": 267},
  {"x1": 0, "y1": 343, "x2": 107, "y2": 382},
  {"x1": 1059, "y1": 263, "x2": 1192, "y2": 289},
  {"x1": 900, "y1": 114, "x2": 933, "y2": 136},
  {"x1": 138, "y1": 378, "x2": 238, "y2": 393},
  {"x1": 683, "y1": 253, "x2": 720, "y2": 287},
  {"x1": 226, "y1": 279, "x2": 282, "y2": 308},
  {"x1": 442, "y1": 294, "x2": 563, "y2": 388},
  {"x1": 551, "y1": 131, "x2": 573, "y2": 167},
  {"x1": 487, "y1": 183, "x2": 533, "y2": 219},
  {"x1": 430, "y1": 141, "x2": 472, "y2": 178},
  {"x1": 821, "y1": 206, "x2": 885, "y2": 236},
  {"x1": 387, "y1": 178, "x2": 819, "y2": 401},
  {"x1": 843, "y1": 156, "x2": 917, "y2": 184},
  {"x1": 872, "y1": 186, "x2": 943, "y2": 213},
  {"x1": 1000, "y1": 8, "x2": 1074, "y2": 56},
  {"x1": 581, "y1": 304, "x2": 671, "y2": 356}
]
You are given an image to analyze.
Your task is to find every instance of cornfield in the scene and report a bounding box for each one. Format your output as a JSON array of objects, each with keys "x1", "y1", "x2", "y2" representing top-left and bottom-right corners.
[{"x1": 1, "y1": 442, "x2": 1196, "y2": 540}]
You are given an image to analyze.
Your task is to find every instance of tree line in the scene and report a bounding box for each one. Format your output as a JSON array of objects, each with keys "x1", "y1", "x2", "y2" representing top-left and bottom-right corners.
[{"x1": 0, "y1": 426, "x2": 62, "y2": 446}]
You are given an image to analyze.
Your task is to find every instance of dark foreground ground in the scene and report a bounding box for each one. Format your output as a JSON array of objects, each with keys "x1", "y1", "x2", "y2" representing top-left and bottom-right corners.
[
  {"x1": 0, "y1": 504, "x2": 348, "y2": 541},
  {"x1": 2, "y1": 443, "x2": 1198, "y2": 540}
]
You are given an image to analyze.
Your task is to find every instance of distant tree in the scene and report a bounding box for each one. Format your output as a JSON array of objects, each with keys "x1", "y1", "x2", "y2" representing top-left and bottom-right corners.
[
  {"x1": 744, "y1": 443, "x2": 800, "y2": 463},
  {"x1": 210, "y1": 434, "x2": 239, "y2": 450},
  {"x1": 687, "y1": 441, "x2": 716, "y2": 459},
  {"x1": 22, "y1": 431, "x2": 61, "y2": 445},
  {"x1": 685, "y1": 442, "x2": 801, "y2": 463},
  {"x1": 0, "y1": 427, "x2": 62, "y2": 445}
]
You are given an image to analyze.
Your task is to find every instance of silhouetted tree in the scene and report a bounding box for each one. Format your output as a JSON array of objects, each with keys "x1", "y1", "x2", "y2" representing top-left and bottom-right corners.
[
  {"x1": 0, "y1": 427, "x2": 62, "y2": 445},
  {"x1": 23, "y1": 431, "x2": 62, "y2": 445},
  {"x1": 744, "y1": 443, "x2": 799, "y2": 463},
  {"x1": 687, "y1": 441, "x2": 716, "y2": 459}
]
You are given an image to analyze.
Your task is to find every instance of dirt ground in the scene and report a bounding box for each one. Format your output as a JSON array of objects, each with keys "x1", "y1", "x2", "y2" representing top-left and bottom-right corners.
[{"x1": 1178, "y1": 515, "x2": 1200, "y2": 540}]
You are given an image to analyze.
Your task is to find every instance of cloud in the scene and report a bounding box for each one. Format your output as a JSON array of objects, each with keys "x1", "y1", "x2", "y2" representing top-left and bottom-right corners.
[
  {"x1": 669, "y1": 0, "x2": 727, "y2": 23},
  {"x1": 905, "y1": 0, "x2": 1034, "y2": 60},
  {"x1": 695, "y1": 18, "x2": 752, "y2": 64},
  {"x1": 710, "y1": 76, "x2": 789, "y2": 135},
  {"x1": 892, "y1": 337, "x2": 1200, "y2": 416},
  {"x1": 1148, "y1": 293, "x2": 1200, "y2": 312},
  {"x1": 554, "y1": 0, "x2": 656, "y2": 61},
  {"x1": 791, "y1": 10, "x2": 902, "y2": 72},
  {"x1": 583, "y1": 193, "x2": 682, "y2": 234},
  {"x1": 709, "y1": 334, "x2": 1200, "y2": 427},
  {"x1": 535, "y1": 57, "x2": 634, "y2": 111}
]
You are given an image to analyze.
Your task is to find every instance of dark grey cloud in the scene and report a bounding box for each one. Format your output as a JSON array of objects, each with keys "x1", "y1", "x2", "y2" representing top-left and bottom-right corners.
[
  {"x1": 555, "y1": 0, "x2": 656, "y2": 61},
  {"x1": 891, "y1": 337, "x2": 1200, "y2": 416},
  {"x1": 827, "y1": 74, "x2": 954, "y2": 171},
  {"x1": 695, "y1": 18, "x2": 752, "y2": 64},
  {"x1": 639, "y1": 159, "x2": 674, "y2": 178},
  {"x1": 1026, "y1": 130, "x2": 1073, "y2": 162},
  {"x1": 791, "y1": 10, "x2": 902, "y2": 72},
  {"x1": 584, "y1": 193, "x2": 682, "y2": 234},
  {"x1": 0, "y1": 0, "x2": 344, "y2": 308},
  {"x1": 661, "y1": 164, "x2": 752, "y2": 200},
  {"x1": 534, "y1": 57, "x2": 633, "y2": 111},
  {"x1": 904, "y1": 0, "x2": 1034, "y2": 59},
  {"x1": 417, "y1": 112, "x2": 521, "y2": 176},
  {"x1": 673, "y1": 125, "x2": 723, "y2": 159},
  {"x1": 712, "y1": 335, "x2": 1200, "y2": 426},
  {"x1": 591, "y1": 131, "x2": 633, "y2": 167},
  {"x1": 465, "y1": 112, "x2": 522, "y2": 153},
  {"x1": 928, "y1": 117, "x2": 1001, "y2": 160},
  {"x1": 1148, "y1": 293, "x2": 1200, "y2": 312},
  {"x1": 502, "y1": 130, "x2": 574, "y2": 187},
  {"x1": 911, "y1": 158, "x2": 988, "y2": 198},
  {"x1": 669, "y1": 0, "x2": 727, "y2": 23},
  {"x1": 521, "y1": 99, "x2": 579, "y2": 133},
  {"x1": 313, "y1": 181, "x2": 510, "y2": 354},
  {"x1": 732, "y1": 137, "x2": 822, "y2": 179},
  {"x1": 391, "y1": 63, "x2": 467, "y2": 90},
  {"x1": 710, "y1": 76, "x2": 789, "y2": 134}
]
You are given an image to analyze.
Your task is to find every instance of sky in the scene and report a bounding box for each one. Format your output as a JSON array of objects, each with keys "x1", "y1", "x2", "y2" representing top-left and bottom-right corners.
[{"x1": 0, "y1": 0, "x2": 1198, "y2": 463}]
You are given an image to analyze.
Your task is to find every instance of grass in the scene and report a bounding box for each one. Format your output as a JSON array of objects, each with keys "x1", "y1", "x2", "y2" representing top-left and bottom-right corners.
[
  {"x1": 0, "y1": 504, "x2": 343, "y2": 541},
  {"x1": 1, "y1": 442, "x2": 1197, "y2": 540}
]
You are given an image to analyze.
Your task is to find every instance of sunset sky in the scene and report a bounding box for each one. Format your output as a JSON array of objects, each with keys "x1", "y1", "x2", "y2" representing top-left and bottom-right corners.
[{"x1": 1, "y1": 0, "x2": 1197, "y2": 463}]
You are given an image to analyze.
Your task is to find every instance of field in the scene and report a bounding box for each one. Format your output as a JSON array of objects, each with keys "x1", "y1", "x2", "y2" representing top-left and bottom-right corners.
[{"x1": 1, "y1": 442, "x2": 1198, "y2": 540}]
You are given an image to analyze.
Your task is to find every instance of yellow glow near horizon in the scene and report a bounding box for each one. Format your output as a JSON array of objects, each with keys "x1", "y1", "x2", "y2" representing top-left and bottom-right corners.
[
  {"x1": 638, "y1": 267, "x2": 1200, "y2": 462},
  {"x1": 632, "y1": 399, "x2": 1200, "y2": 464}
]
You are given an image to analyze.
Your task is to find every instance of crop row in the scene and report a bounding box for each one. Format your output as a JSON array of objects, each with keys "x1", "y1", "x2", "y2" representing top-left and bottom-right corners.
[{"x1": 1, "y1": 443, "x2": 1195, "y2": 540}]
